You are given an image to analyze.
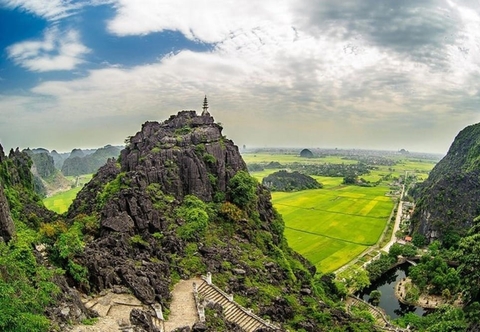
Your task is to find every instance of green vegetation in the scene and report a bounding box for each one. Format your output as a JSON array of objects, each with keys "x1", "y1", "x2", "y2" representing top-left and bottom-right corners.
[
  {"x1": 130, "y1": 234, "x2": 150, "y2": 247},
  {"x1": 97, "y1": 171, "x2": 127, "y2": 208},
  {"x1": 263, "y1": 170, "x2": 322, "y2": 191},
  {"x1": 0, "y1": 230, "x2": 61, "y2": 332},
  {"x1": 174, "y1": 125, "x2": 192, "y2": 136},
  {"x1": 227, "y1": 170, "x2": 258, "y2": 210},
  {"x1": 369, "y1": 290, "x2": 381, "y2": 305},
  {"x1": 395, "y1": 305, "x2": 468, "y2": 331},
  {"x1": 457, "y1": 216, "x2": 480, "y2": 302},
  {"x1": 81, "y1": 317, "x2": 98, "y2": 325},
  {"x1": 409, "y1": 256, "x2": 460, "y2": 295},
  {"x1": 365, "y1": 243, "x2": 417, "y2": 281},
  {"x1": 175, "y1": 195, "x2": 210, "y2": 240},
  {"x1": 40, "y1": 214, "x2": 98, "y2": 285}
]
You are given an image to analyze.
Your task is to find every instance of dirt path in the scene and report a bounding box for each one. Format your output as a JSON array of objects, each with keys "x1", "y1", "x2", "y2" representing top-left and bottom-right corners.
[
  {"x1": 69, "y1": 278, "x2": 202, "y2": 332},
  {"x1": 164, "y1": 278, "x2": 202, "y2": 332}
]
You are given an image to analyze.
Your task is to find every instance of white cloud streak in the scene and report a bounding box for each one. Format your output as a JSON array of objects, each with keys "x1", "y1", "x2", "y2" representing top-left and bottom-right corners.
[
  {"x1": 0, "y1": 0, "x2": 81, "y2": 20},
  {"x1": 7, "y1": 27, "x2": 90, "y2": 72}
]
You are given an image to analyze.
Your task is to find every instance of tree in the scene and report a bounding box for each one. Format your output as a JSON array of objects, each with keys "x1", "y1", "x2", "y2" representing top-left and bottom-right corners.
[
  {"x1": 343, "y1": 175, "x2": 357, "y2": 185},
  {"x1": 457, "y1": 217, "x2": 480, "y2": 302},
  {"x1": 369, "y1": 290, "x2": 381, "y2": 306},
  {"x1": 227, "y1": 171, "x2": 258, "y2": 209},
  {"x1": 412, "y1": 233, "x2": 426, "y2": 247}
]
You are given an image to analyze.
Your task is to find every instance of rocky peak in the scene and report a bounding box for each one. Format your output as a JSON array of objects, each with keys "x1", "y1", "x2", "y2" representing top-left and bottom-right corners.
[
  {"x1": 413, "y1": 122, "x2": 480, "y2": 241},
  {"x1": 0, "y1": 143, "x2": 5, "y2": 163},
  {"x1": 119, "y1": 110, "x2": 246, "y2": 202}
]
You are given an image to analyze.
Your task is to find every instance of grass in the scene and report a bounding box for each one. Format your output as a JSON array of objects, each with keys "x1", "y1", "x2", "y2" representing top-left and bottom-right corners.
[
  {"x1": 245, "y1": 153, "x2": 436, "y2": 274},
  {"x1": 43, "y1": 174, "x2": 93, "y2": 214}
]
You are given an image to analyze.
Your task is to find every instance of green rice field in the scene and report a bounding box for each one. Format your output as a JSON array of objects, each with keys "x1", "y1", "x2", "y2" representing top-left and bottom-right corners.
[
  {"x1": 243, "y1": 152, "x2": 436, "y2": 273},
  {"x1": 43, "y1": 174, "x2": 93, "y2": 214},
  {"x1": 43, "y1": 187, "x2": 82, "y2": 214},
  {"x1": 273, "y1": 184, "x2": 393, "y2": 272}
]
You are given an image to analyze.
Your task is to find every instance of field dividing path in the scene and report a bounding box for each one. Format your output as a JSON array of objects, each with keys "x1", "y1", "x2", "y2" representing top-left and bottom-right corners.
[{"x1": 381, "y1": 184, "x2": 405, "y2": 253}]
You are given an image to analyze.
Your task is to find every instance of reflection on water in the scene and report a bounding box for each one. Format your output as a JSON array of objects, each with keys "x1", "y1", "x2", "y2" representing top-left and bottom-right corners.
[{"x1": 358, "y1": 263, "x2": 427, "y2": 319}]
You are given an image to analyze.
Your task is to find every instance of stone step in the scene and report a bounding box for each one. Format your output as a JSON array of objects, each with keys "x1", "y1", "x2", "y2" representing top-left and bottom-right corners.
[{"x1": 196, "y1": 281, "x2": 277, "y2": 332}]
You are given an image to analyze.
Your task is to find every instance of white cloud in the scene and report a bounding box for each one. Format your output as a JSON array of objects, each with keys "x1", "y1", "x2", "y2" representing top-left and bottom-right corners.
[
  {"x1": 7, "y1": 27, "x2": 90, "y2": 72},
  {"x1": 0, "y1": 0, "x2": 81, "y2": 20},
  {"x1": 106, "y1": 0, "x2": 292, "y2": 42},
  {"x1": 1, "y1": 0, "x2": 480, "y2": 153}
]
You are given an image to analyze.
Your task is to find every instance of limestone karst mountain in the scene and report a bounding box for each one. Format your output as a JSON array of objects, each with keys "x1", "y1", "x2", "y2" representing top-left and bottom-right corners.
[
  {"x1": 24, "y1": 148, "x2": 71, "y2": 197},
  {"x1": 62, "y1": 145, "x2": 122, "y2": 176},
  {"x1": 64, "y1": 110, "x2": 362, "y2": 330},
  {"x1": 413, "y1": 122, "x2": 480, "y2": 243}
]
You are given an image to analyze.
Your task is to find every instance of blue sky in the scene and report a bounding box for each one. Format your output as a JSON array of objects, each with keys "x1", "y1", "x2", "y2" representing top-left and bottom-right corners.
[{"x1": 0, "y1": 0, "x2": 479, "y2": 154}]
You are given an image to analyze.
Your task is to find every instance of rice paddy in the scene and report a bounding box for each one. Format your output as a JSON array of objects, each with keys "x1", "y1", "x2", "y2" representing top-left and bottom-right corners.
[
  {"x1": 43, "y1": 174, "x2": 93, "y2": 214},
  {"x1": 243, "y1": 152, "x2": 436, "y2": 273}
]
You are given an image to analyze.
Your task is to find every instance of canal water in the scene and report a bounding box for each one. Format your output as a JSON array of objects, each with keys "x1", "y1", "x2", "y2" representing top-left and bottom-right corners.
[{"x1": 358, "y1": 263, "x2": 427, "y2": 319}]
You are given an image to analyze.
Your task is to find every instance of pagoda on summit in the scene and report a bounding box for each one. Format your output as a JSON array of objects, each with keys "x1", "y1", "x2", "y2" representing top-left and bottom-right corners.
[{"x1": 201, "y1": 95, "x2": 210, "y2": 116}]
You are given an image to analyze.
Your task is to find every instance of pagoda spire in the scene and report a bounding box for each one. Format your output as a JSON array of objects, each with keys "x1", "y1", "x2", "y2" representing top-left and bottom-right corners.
[{"x1": 202, "y1": 95, "x2": 210, "y2": 116}]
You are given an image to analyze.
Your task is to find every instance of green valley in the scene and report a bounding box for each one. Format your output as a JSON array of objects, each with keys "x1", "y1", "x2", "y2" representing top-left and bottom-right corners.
[{"x1": 43, "y1": 174, "x2": 93, "y2": 214}]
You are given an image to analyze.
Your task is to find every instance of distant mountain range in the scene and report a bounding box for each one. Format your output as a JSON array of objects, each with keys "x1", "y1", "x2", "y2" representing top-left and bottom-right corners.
[{"x1": 24, "y1": 145, "x2": 123, "y2": 196}]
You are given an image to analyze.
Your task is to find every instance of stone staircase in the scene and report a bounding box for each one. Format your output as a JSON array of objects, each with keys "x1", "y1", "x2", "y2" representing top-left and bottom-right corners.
[
  {"x1": 347, "y1": 295, "x2": 389, "y2": 328},
  {"x1": 197, "y1": 279, "x2": 280, "y2": 332}
]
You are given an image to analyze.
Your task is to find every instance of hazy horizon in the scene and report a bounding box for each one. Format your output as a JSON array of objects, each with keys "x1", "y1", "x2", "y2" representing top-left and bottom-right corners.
[{"x1": 1, "y1": 1, "x2": 479, "y2": 155}]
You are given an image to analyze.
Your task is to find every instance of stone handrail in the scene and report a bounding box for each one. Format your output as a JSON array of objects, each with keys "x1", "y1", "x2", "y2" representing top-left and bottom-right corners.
[
  {"x1": 192, "y1": 282, "x2": 206, "y2": 322},
  {"x1": 347, "y1": 295, "x2": 391, "y2": 328}
]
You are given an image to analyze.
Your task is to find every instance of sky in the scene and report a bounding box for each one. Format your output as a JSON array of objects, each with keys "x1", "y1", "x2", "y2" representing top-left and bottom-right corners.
[{"x1": 0, "y1": 0, "x2": 479, "y2": 154}]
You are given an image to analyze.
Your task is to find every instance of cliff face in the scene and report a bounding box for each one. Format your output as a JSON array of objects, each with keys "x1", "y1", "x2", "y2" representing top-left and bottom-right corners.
[
  {"x1": 0, "y1": 184, "x2": 15, "y2": 243},
  {"x1": 413, "y1": 122, "x2": 480, "y2": 240},
  {"x1": 0, "y1": 145, "x2": 15, "y2": 243},
  {"x1": 26, "y1": 149, "x2": 56, "y2": 178},
  {"x1": 0, "y1": 146, "x2": 56, "y2": 228}
]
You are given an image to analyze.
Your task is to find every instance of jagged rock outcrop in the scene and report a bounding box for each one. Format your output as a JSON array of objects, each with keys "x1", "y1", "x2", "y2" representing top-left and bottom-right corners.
[
  {"x1": 0, "y1": 145, "x2": 15, "y2": 243},
  {"x1": 413, "y1": 122, "x2": 480, "y2": 241},
  {"x1": 24, "y1": 149, "x2": 62, "y2": 197},
  {"x1": 0, "y1": 146, "x2": 56, "y2": 227},
  {"x1": 0, "y1": 184, "x2": 15, "y2": 243},
  {"x1": 119, "y1": 111, "x2": 246, "y2": 201}
]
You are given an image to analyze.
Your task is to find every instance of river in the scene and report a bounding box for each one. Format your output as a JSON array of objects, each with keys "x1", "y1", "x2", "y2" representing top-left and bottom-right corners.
[{"x1": 358, "y1": 263, "x2": 427, "y2": 319}]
